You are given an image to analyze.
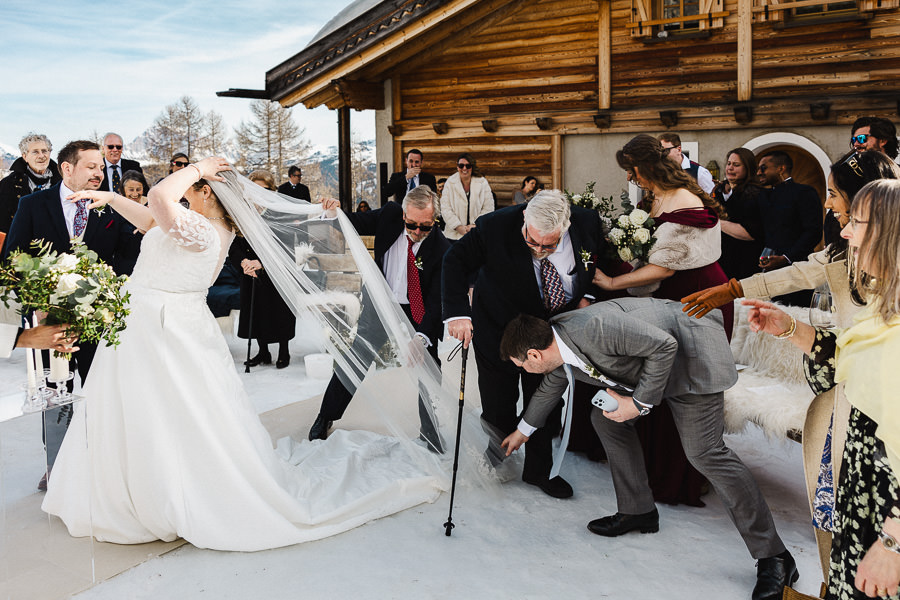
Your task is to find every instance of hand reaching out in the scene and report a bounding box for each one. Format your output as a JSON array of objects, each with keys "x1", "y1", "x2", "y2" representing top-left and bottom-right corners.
[{"x1": 67, "y1": 189, "x2": 119, "y2": 211}]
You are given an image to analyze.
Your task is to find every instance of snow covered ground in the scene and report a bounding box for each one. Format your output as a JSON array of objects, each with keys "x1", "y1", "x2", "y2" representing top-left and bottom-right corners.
[{"x1": 1, "y1": 319, "x2": 823, "y2": 600}]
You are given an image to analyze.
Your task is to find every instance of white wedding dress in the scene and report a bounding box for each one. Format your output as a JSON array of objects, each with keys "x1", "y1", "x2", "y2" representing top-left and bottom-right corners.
[{"x1": 42, "y1": 208, "x2": 447, "y2": 551}]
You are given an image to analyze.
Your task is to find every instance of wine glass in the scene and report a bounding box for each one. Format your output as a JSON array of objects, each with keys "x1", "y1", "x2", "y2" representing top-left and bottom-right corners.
[{"x1": 809, "y1": 289, "x2": 836, "y2": 329}]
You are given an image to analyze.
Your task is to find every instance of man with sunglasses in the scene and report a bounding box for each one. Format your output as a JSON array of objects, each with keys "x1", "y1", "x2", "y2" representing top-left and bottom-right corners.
[
  {"x1": 443, "y1": 190, "x2": 606, "y2": 498},
  {"x1": 98, "y1": 132, "x2": 142, "y2": 193},
  {"x1": 277, "y1": 165, "x2": 311, "y2": 201},
  {"x1": 308, "y1": 186, "x2": 449, "y2": 451},
  {"x1": 850, "y1": 117, "x2": 899, "y2": 159}
]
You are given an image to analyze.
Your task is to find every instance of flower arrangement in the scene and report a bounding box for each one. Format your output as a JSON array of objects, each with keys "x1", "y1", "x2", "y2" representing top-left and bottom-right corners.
[
  {"x1": 607, "y1": 200, "x2": 656, "y2": 263},
  {"x1": 0, "y1": 240, "x2": 131, "y2": 353},
  {"x1": 565, "y1": 182, "x2": 615, "y2": 218}
]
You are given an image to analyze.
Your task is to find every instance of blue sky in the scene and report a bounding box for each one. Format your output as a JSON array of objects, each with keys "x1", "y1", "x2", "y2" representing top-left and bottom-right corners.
[{"x1": 0, "y1": 1, "x2": 375, "y2": 157}]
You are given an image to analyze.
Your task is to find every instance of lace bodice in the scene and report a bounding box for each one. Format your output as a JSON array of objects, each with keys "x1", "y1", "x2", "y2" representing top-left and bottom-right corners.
[{"x1": 127, "y1": 209, "x2": 233, "y2": 293}]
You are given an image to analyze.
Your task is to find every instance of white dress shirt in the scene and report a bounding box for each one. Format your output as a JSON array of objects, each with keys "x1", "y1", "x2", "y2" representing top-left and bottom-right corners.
[
  {"x1": 531, "y1": 230, "x2": 576, "y2": 304},
  {"x1": 681, "y1": 155, "x2": 715, "y2": 195}
]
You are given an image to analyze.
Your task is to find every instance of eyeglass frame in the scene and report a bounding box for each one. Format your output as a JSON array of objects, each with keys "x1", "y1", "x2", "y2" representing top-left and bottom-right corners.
[
  {"x1": 171, "y1": 160, "x2": 190, "y2": 167},
  {"x1": 457, "y1": 162, "x2": 472, "y2": 170},
  {"x1": 522, "y1": 229, "x2": 560, "y2": 252},
  {"x1": 849, "y1": 215, "x2": 869, "y2": 229},
  {"x1": 106, "y1": 144, "x2": 123, "y2": 150},
  {"x1": 404, "y1": 220, "x2": 435, "y2": 232},
  {"x1": 850, "y1": 134, "x2": 869, "y2": 146}
]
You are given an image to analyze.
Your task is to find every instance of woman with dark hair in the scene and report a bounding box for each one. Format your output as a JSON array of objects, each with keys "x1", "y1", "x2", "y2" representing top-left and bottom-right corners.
[
  {"x1": 230, "y1": 169, "x2": 296, "y2": 369},
  {"x1": 169, "y1": 153, "x2": 190, "y2": 174},
  {"x1": 684, "y1": 150, "x2": 900, "y2": 584},
  {"x1": 592, "y1": 133, "x2": 731, "y2": 507},
  {"x1": 513, "y1": 176, "x2": 538, "y2": 205},
  {"x1": 441, "y1": 152, "x2": 494, "y2": 240},
  {"x1": 745, "y1": 179, "x2": 900, "y2": 599},
  {"x1": 713, "y1": 148, "x2": 765, "y2": 280},
  {"x1": 120, "y1": 170, "x2": 150, "y2": 204},
  {"x1": 356, "y1": 200, "x2": 370, "y2": 212}
]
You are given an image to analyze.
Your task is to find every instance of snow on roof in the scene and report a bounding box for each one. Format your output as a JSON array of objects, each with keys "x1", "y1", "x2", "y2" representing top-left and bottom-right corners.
[{"x1": 309, "y1": 0, "x2": 384, "y2": 45}]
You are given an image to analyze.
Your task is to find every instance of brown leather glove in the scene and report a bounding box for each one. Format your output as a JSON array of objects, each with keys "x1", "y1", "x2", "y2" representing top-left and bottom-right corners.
[{"x1": 681, "y1": 278, "x2": 744, "y2": 318}]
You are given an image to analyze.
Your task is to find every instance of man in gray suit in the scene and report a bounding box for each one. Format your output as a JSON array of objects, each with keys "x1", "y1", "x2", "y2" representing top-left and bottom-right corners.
[{"x1": 499, "y1": 298, "x2": 797, "y2": 600}]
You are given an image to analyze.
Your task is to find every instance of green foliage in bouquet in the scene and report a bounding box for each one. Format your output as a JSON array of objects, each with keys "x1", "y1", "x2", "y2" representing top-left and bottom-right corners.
[
  {"x1": 564, "y1": 182, "x2": 615, "y2": 217},
  {"x1": 606, "y1": 198, "x2": 656, "y2": 263},
  {"x1": 0, "y1": 240, "x2": 131, "y2": 349}
]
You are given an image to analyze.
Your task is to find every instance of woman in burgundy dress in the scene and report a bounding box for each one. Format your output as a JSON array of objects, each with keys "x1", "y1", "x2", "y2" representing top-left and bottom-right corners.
[{"x1": 592, "y1": 134, "x2": 730, "y2": 506}]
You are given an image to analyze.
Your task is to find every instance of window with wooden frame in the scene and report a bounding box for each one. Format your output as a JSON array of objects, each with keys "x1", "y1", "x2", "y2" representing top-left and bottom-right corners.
[
  {"x1": 754, "y1": 0, "x2": 899, "y2": 22},
  {"x1": 629, "y1": 0, "x2": 727, "y2": 37}
]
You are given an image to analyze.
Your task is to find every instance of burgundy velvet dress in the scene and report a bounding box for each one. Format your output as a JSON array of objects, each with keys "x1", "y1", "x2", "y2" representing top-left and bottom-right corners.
[{"x1": 637, "y1": 207, "x2": 732, "y2": 506}]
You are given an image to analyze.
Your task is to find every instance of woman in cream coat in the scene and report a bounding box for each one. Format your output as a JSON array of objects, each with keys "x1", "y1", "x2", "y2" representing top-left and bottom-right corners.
[{"x1": 441, "y1": 153, "x2": 494, "y2": 240}]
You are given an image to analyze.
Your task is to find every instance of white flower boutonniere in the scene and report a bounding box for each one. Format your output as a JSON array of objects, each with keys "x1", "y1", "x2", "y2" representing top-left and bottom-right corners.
[
  {"x1": 414, "y1": 256, "x2": 423, "y2": 270},
  {"x1": 579, "y1": 248, "x2": 593, "y2": 270},
  {"x1": 583, "y1": 364, "x2": 604, "y2": 381}
]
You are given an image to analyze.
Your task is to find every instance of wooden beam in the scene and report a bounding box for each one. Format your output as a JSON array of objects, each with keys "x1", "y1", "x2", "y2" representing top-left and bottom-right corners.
[
  {"x1": 338, "y1": 107, "x2": 352, "y2": 213},
  {"x1": 328, "y1": 79, "x2": 386, "y2": 110},
  {"x1": 551, "y1": 134, "x2": 563, "y2": 190},
  {"x1": 737, "y1": 0, "x2": 753, "y2": 102},
  {"x1": 598, "y1": 0, "x2": 611, "y2": 110}
]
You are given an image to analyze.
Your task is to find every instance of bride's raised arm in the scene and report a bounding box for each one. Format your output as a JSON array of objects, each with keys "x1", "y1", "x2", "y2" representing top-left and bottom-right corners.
[
  {"x1": 66, "y1": 190, "x2": 155, "y2": 233},
  {"x1": 147, "y1": 157, "x2": 231, "y2": 249}
]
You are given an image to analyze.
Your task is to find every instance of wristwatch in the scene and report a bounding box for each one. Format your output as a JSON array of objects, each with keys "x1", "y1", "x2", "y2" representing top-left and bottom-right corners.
[
  {"x1": 879, "y1": 530, "x2": 900, "y2": 555},
  {"x1": 632, "y1": 399, "x2": 651, "y2": 417}
]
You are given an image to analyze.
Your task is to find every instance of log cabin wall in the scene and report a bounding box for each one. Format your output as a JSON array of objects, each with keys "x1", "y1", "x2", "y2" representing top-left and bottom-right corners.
[{"x1": 368, "y1": 0, "x2": 899, "y2": 203}]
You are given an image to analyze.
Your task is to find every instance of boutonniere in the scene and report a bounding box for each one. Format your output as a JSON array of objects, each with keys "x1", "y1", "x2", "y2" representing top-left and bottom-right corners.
[
  {"x1": 583, "y1": 364, "x2": 604, "y2": 380},
  {"x1": 414, "y1": 256, "x2": 423, "y2": 270},
  {"x1": 93, "y1": 206, "x2": 107, "y2": 217},
  {"x1": 579, "y1": 248, "x2": 594, "y2": 270}
]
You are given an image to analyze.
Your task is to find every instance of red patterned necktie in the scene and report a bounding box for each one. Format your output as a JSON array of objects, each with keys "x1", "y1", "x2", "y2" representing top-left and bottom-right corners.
[
  {"x1": 406, "y1": 239, "x2": 425, "y2": 324},
  {"x1": 73, "y1": 199, "x2": 89, "y2": 237},
  {"x1": 541, "y1": 258, "x2": 566, "y2": 313}
]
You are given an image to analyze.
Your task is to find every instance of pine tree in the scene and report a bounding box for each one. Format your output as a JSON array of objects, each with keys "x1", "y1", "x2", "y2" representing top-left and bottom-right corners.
[{"x1": 234, "y1": 100, "x2": 310, "y2": 181}]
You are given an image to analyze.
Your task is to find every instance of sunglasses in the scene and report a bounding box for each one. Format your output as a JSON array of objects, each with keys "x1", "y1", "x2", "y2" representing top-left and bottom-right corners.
[
  {"x1": 404, "y1": 220, "x2": 434, "y2": 232},
  {"x1": 850, "y1": 134, "x2": 869, "y2": 145},
  {"x1": 457, "y1": 163, "x2": 472, "y2": 170},
  {"x1": 172, "y1": 160, "x2": 190, "y2": 167},
  {"x1": 840, "y1": 153, "x2": 864, "y2": 177},
  {"x1": 106, "y1": 144, "x2": 123, "y2": 150}
]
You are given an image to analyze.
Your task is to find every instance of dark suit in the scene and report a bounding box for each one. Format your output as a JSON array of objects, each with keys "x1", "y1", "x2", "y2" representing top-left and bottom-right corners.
[
  {"x1": 277, "y1": 181, "x2": 311, "y2": 201},
  {"x1": 442, "y1": 204, "x2": 605, "y2": 480},
  {"x1": 3, "y1": 183, "x2": 139, "y2": 468},
  {"x1": 99, "y1": 159, "x2": 142, "y2": 192},
  {"x1": 386, "y1": 171, "x2": 437, "y2": 204},
  {"x1": 318, "y1": 202, "x2": 449, "y2": 447},
  {"x1": 759, "y1": 178, "x2": 821, "y2": 305},
  {"x1": 526, "y1": 298, "x2": 785, "y2": 559}
]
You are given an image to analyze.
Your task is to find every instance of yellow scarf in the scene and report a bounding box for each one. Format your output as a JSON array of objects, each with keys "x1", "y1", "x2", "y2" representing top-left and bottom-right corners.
[{"x1": 836, "y1": 303, "x2": 900, "y2": 476}]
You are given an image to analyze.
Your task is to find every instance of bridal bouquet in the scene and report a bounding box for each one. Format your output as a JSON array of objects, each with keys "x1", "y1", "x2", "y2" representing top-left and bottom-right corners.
[
  {"x1": 0, "y1": 240, "x2": 131, "y2": 351},
  {"x1": 565, "y1": 182, "x2": 615, "y2": 219},
  {"x1": 607, "y1": 200, "x2": 656, "y2": 263}
]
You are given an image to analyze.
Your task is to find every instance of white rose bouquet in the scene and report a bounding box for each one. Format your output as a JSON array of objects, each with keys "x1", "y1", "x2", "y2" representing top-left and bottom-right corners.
[
  {"x1": 0, "y1": 240, "x2": 131, "y2": 354},
  {"x1": 605, "y1": 200, "x2": 656, "y2": 265},
  {"x1": 564, "y1": 182, "x2": 615, "y2": 219}
]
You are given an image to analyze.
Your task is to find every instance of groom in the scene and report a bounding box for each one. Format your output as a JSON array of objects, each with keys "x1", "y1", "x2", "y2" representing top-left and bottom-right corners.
[
  {"x1": 3, "y1": 140, "x2": 138, "y2": 476},
  {"x1": 499, "y1": 298, "x2": 798, "y2": 600}
]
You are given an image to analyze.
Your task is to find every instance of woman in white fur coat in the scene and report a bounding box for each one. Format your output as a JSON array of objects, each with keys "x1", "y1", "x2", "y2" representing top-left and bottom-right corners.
[{"x1": 441, "y1": 153, "x2": 494, "y2": 240}]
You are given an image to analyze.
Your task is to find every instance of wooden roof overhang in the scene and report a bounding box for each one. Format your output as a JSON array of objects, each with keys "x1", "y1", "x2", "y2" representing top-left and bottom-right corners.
[{"x1": 263, "y1": 0, "x2": 524, "y2": 110}]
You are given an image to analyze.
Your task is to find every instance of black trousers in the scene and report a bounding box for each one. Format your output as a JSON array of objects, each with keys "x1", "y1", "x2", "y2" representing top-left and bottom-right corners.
[{"x1": 474, "y1": 342, "x2": 563, "y2": 481}]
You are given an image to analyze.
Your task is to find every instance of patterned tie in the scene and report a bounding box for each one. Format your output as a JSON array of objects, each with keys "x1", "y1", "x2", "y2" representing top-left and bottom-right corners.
[
  {"x1": 408, "y1": 176, "x2": 416, "y2": 192},
  {"x1": 406, "y1": 239, "x2": 425, "y2": 324},
  {"x1": 73, "y1": 199, "x2": 89, "y2": 237},
  {"x1": 540, "y1": 258, "x2": 566, "y2": 313},
  {"x1": 110, "y1": 164, "x2": 120, "y2": 193}
]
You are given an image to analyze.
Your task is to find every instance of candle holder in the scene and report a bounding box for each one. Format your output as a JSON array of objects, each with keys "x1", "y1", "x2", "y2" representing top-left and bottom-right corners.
[
  {"x1": 20, "y1": 383, "x2": 53, "y2": 413},
  {"x1": 47, "y1": 368, "x2": 76, "y2": 406}
]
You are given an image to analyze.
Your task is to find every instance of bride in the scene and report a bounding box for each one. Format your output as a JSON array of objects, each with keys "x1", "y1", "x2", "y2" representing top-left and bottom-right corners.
[{"x1": 42, "y1": 158, "x2": 451, "y2": 551}]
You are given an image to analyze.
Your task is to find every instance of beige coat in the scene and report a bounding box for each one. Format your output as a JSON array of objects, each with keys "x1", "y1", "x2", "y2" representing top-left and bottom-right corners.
[
  {"x1": 441, "y1": 173, "x2": 494, "y2": 240},
  {"x1": 0, "y1": 298, "x2": 22, "y2": 358},
  {"x1": 742, "y1": 249, "x2": 857, "y2": 580}
]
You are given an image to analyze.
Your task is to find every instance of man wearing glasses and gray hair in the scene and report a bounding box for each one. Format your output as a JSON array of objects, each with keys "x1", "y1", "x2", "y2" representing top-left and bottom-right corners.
[
  {"x1": 443, "y1": 190, "x2": 606, "y2": 498},
  {"x1": 98, "y1": 132, "x2": 142, "y2": 193}
]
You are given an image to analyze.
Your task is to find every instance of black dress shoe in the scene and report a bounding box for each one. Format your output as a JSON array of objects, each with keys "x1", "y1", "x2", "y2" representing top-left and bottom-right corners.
[
  {"x1": 308, "y1": 414, "x2": 333, "y2": 441},
  {"x1": 587, "y1": 509, "x2": 659, "y2": 537},
  {"x1": 522, "y1": 475, "x2": 574, "y2": 499},
  {"x1": 276, "y1": 356, "x2": 290, "y2": 369},
  {"x1": 752, "y1": 550, "x2": 798, "y2": 600},
  {"x1": 244, "y1": 352, "x2": 272, "y2": 367}
]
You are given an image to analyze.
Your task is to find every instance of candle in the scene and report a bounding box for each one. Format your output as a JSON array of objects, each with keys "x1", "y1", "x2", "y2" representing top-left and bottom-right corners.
[
  {"x1": 32, "y1": 315, "x2": 44, "y2": 382},
  {"x1": 25, "y1": 344, "x2": 37, "y2": 397},
  {"x1": 49, "y1": 353, "x2": 69, "y2": 383}
]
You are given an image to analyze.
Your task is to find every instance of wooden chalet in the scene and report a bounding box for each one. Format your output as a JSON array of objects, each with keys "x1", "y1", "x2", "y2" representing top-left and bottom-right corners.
[{"x1": 224, "y1": 0, "x2": 900, "y2": 207}]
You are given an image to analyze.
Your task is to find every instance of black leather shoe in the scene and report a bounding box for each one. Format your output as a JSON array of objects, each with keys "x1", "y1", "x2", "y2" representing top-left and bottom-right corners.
[
  {"x1": 752, "y1": 550, "x2": 798, "y2": 600},
  {"x1": 308, "y1": 414, "x2": 332, "y2": 441},
  {"x1": 244, "y1": 352, "x2": 272, "y2": 367},
  {"x1": 587, "y1": 509, "x2": 659, "y2": 537},
  {"x1": 522, "y1": 475, "x2": 574, "y2": 499},
  {"x1": 276, "y1": 356, "x2": 290, "y2": 369}
]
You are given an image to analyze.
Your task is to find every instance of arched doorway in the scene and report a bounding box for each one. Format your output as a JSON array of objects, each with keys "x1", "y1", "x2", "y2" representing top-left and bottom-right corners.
[{"x1": 742, "y1": 132, "x2": 829, "y2": 205}]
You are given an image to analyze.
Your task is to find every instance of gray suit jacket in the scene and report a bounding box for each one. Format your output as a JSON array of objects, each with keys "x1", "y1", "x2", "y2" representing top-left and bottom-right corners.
[{"x1": 524, "y1": 297, "x2": 737, "y2": 428}]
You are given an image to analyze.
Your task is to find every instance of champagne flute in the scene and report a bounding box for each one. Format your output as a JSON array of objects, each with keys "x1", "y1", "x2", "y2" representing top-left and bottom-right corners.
[{"x1": 809, "y1": 289, "x2": 836, "y2": 329}]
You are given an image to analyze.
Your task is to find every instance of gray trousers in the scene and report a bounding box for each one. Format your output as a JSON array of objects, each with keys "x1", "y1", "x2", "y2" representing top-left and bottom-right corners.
[{"x1": 591, "y1": 390, "x2": 786, "y2": 560}]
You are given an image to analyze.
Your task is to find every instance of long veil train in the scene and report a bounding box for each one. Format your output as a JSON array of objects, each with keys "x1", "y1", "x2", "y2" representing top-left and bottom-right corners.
[{"x1": 210, "y1": 171, "x2": 500, "y2": 492}]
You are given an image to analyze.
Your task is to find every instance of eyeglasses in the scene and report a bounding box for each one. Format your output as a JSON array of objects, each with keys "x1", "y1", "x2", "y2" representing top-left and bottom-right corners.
[
  {"x1": 457, "y1": 163, "x2": 472, "y2": 170},
  {"x1": 172, "y1": 160, "x2": 189, "y2": 167},
  {"x1": 106, "y1": 144, "x2": 123, "y2": 150},
  {"x1": 404, "y1": 221, "x2": 434, "y2": 232},
  {"x1": 523, "y1": 232, "x2": 560, "y2": 252},
  {"x1": 849, "y1": 216, "x2": 869, "y2": 229},
  {"x1": 850, "y1": 134, "x2": 869, "y2": 146},
  {"x1": 840, "y1": 153, "x2": 864, "y2": 177}
]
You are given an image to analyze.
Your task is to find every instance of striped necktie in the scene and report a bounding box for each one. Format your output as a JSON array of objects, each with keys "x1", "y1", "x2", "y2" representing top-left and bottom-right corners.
[{"x1": 541, "y1": 258, "x2": 566, "y2": 313}]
